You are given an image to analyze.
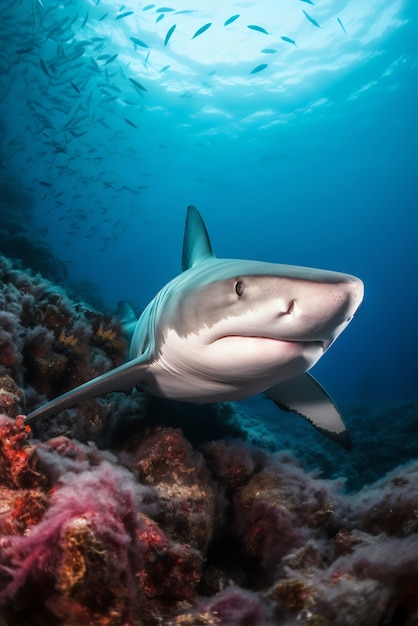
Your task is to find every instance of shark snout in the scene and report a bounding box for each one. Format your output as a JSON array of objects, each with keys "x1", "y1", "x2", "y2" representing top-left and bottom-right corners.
[
  {"x1": 342, "y1": 274, "x2": 364, "y2": 319},
  {"x1": 276, "y1": 273, "x2": 364, "y2": 349},
  {"x1": 319, "y1": 275, "x2": 364, "y2": 349},
  {"x1": 332, "y1": 274, "x2": 364, "y2": 320}
]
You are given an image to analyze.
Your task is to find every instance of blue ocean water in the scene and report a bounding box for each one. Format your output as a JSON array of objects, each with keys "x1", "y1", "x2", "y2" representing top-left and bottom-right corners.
[{"x1": 0, "y1": 0, "x2": 417, "y2": 439}]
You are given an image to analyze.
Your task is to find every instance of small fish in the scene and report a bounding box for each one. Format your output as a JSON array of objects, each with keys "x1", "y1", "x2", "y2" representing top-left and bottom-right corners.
[
  {"x1": 156, "y1": 6, "x2": 174, "y2": 11},
  {"x1": 16, "y1": 46, "x2": 34, "y2": 55},
  {"x1": 70, "y1": 129, "x2": 88, "y2": 137},
  {"x1": 40, "y1": 58, "x2": 51, "y2": 77},
  {"x1": 70, "y1": 81, "x2": 81, "y2": 93},
  {"x1": 164, "y1": 24, "x2": 176, "y2": 46},
  {"x1": 281, "y1": 36, "x2": 297, "y2": 46},
  {"x1": 301, "y1": 0, "x2": 314, "y2": 4},
  {"x1": 102, "y1": 95, "x2": 118, "y2": 104},
  {"x1": 98, "y1": 12, "x2": 108, "y2": 21},
  {"x1": 104, "y1": 53, "x2": 118, "y2": 65},
  {"x1": 47, "y1": 16, "x2": 71, "y2": 38},
  {"x1": 115, "y1": 11, "x2": 133, "y2": 20},
  {"x1": 124, "y1": 117, "x2": 138, "y2": 128},
  {"x1": 337, "y1": 17, "x2": 347, "y2": 34},
  {"x1": 302, "y1": 10, "x2": 320, "y2": 28},
  {"x1": 261, "y1": 48, "x2": 277, "y2": 53},
  {"x1": 89, "y1": 58, "x2": 102, "y2": 73},
  {"x1": 192, "y1": 23, "x2": 212, "y2": 39},
  {"x1": 224, "y1": 14, "x2": 240, "y2": 26},
  {"x1": 68, "y1": 46, "x2": 86, "y2": 61},
  {"x1": 130, "y1": 37, "x2": 149, "y2": 48},
  {"x1": 156, "y1": 14, "x2": 164, "y2": 22},
  {"x1": 250, "y1": 63, "x2": 268, "y2": 74},
  {"x1": 82, "y1": 12, "x2": 89, "y2": 28},
  {"x1": 129, "y1": 77, "x2": 147, "y2": 91},
  {"x1": 247, "y1": 24, "x2": 269, "y2": 35},
  {"x1": 160, "y1": 64, "x2": 170, "y2": 72},
  {"x1": 144, "y1": 51, "x2": 150, "y2": 67},
  {"x1": 39, "y1": 180, "x2": 52, "y2": 187},
  {"x1": 143, "y1": 4, "x2": 155, "y2": 10}
]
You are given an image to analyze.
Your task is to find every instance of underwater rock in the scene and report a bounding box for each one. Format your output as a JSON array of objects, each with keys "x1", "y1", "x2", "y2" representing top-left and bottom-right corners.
[
  {"x1": 351, "y1": 460, "x2": 418, "y2": 538},
  {"x1": 232, "y1": 452, "x2": 344, "y2": 573},
  {"x1": 234, "y1": 468, "x2": 306, "y2": 569},
  {"x1": 0, "y1": 254, "x2": 128, "y2": 441},
  {"x1": 203, "y1": 439, "x2": 261, "y2": 488},
  {"x1": 121, "y1": 428, "x2": 216, "y2": 554},
  {"x1": 0, "y1": 374, "x2": 24, "y2": 418},
  {"x1": 120, "y1": 427, "x2": 217, "y2": 553},
  {"x1": 0, "y1": 410, "x2": 417, "y2": 625},
  {"x1": 204, "y1": 586, "x2": 273, "y2": 625},
  {"x1": 0, "y1": 418, "x2": 203, "y2": 625}
]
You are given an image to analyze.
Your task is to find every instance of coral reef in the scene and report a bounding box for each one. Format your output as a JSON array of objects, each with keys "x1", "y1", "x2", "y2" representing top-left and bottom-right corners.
[
  {"x1": 0, "y1": 254, "x2": 417, "y2": 625},
  {"x1": 0, "y1": 253, "x2": 127, "y2": 442}
]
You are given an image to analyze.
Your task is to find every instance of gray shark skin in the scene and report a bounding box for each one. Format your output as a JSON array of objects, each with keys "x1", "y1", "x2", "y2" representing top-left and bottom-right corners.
[{"x1": 24, "y1": 206, "x2": 364, "y2": 448}]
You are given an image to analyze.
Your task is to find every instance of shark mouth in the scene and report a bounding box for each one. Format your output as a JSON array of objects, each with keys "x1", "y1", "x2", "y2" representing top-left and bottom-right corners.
[{"x1": 213, "y1": 335, "x2": 327, "y2": 352}]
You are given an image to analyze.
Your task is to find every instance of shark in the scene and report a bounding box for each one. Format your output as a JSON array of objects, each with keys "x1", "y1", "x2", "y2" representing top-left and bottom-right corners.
[{"x1": 24, "y1": 206, "x2": 364, "y2": 448}]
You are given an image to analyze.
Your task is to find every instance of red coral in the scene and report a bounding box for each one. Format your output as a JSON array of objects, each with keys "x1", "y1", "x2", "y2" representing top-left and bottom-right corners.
[
  {"x1": 0, "y1": 415, "x2": 49, "y2": 490},
  {"x1": 0, "y1": 434, "x2": 204, "y2": 625}
]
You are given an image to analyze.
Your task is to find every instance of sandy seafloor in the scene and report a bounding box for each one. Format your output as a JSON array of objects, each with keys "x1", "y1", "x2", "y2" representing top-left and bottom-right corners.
[{"x1": 1, "y1": 0, "x2": 418, "y2": 623}]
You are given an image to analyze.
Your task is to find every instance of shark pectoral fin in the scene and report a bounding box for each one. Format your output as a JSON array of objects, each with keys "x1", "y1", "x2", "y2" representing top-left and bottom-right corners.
[
  {"x1": 264, "y1": 373, "x2": 351, "y2": 449},
  {"x1": 23, "y1": 355, "x2": 149, "y2": 426}
]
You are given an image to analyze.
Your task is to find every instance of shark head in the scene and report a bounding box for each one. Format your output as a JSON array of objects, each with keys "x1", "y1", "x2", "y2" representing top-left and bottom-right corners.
[
  {"x1": 136, "y1": 207, "x2": 363, "y2": 403},
  {"x1": 25, "y1": 205, "x2": 364, "y2": 449}
]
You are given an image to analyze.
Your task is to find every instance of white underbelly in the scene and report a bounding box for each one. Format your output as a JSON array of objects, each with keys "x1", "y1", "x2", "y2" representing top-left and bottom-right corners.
[{"x1": 144, "y1": 333, "x2": 323, "y2": 403}]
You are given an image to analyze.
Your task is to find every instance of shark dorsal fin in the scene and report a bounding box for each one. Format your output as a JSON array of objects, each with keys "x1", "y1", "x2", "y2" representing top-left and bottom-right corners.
[{"x1": 182, "y1": 205, "x2": 215, "y2": 271}]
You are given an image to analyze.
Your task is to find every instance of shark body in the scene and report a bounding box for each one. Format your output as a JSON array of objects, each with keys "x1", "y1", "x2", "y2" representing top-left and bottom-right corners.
[{"x1": 25, "y1": 206, "x2": 364, "y2": 447}]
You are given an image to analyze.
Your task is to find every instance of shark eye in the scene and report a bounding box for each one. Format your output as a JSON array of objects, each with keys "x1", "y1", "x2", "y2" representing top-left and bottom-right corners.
[{"x1": 235, "y1": 280, "x2": 244, "y2": 297}]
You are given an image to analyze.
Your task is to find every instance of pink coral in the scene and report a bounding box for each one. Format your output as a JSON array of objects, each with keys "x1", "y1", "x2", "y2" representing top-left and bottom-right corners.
[
  {"x1": 206, "y1": 586, "x2": 274, "y2": 625},
  {"x1": 0, "y1": 418, "x2": 204, "y2": 625}
]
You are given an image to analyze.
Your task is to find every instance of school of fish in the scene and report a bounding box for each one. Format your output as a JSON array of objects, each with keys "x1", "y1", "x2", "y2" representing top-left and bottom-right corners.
[{"x1": 0, "y1": 1, "x2": 348, "y2": 258}]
